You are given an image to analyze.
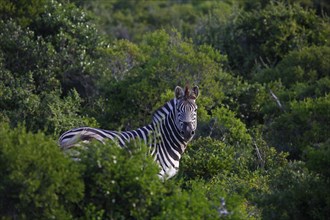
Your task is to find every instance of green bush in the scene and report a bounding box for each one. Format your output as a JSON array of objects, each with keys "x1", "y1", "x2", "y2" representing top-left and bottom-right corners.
[
  {"x1": 267, "y1": 94, "x2": 330, "y2": 159},
  {"x1": 95, "y1": 29, "x2": 230, "y2": 129},
  {"x1": 199, "y1": 2, "x2": 329, "y2": 78},
  {"x1": 0, "y1": 4, "x2": 100, "y2": 135},
  {"x1": 256, "y1": 46, "x2": 330, "y2": 85},
  {"x1": 306, "y1": 140, "x2": 330, "y2": 179},
  {"x1": 180, "y1": 137, "x2": 253, "y2": 181},
  {"x1": 73, "y1": 0, "x2": 229, "y2": 42},
  {"x1": 0, "y1": 123, "x2": 83, "y2": 219},
  {"x1": 205, "y1": 107, "x2": 252, "y2": 146},
  {"x1": 255, "y1": 46, "x2": 330, "y2": 101},
  {"x1": 259, "y1": 161, "x2": 330, "y2": 220},
  {"x1": 1, "y1": 0, "x2": 329, "y2": 218},
  {"x1": 73, "y1": 140, "x2": 227, "y2": 219},
  {"x1": 31, "y1": 0, "x2": 106, "y2": 98},
  {"x1": 0, "y1": 0, "x2": 48, "y2": 27},
  {"x1": 74, "y1": 140, "x2": 162, "y2": 219},
  {"x1": 179, "y1": 137, "x2": 282, "y2": 219}
]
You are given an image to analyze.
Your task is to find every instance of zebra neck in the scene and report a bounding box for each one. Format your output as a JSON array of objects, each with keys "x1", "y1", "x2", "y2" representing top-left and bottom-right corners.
[
  {"x1": 151, "y1": 99, "x2": 187, "y2": 155},
  {"x1": 149, "y1": 103, "x2": 186, "y2": 180}
]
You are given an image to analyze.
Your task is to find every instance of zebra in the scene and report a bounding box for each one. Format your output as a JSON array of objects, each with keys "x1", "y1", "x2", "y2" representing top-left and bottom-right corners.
[{"x1": 58, "y1": 85, "x2": 199, "y2": 179}]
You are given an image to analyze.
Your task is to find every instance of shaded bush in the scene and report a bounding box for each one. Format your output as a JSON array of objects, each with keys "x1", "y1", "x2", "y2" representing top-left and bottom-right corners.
[
  {"x1": 0, "y1": 123, "x2": 83, "y2": 219},
  {"x1": 75, "y1": 140, "x2": 162, "y2": 219},
  {"x1": 198, "y1": 2, "x2": 330, "y2": 78},
  {"x1": 255, "y1": 46, "x2": 330, "y2": 102},
  {"x1": 72, "y1": 0, "x2": 230, "y2": 42},
  {"x1": 259, "y1": 161, "x2": 330, "y2": 220},
  {"x1": 0, "y1": 5, "x2": 99, "y2": 135},
  {"x1": 72, "y1": 140, "x2": 228, "y2": 219},
  {"x1": 306, "y1": 140, "x2": 330, "y2": 179},
  {"x1": 267, "y1": 94, "x2": 330, "y2": 159}
]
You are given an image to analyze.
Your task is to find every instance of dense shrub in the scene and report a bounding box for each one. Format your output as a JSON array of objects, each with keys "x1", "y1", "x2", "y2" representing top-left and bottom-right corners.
[
  {"x1": 0, "y1": 0, "x2": 48, "y2": 27},
  {"x1": 73, "y1": 139, "x2": 259, "y2": 219},
  {"x1": 95, "y1": 29, "x2": 231, "y2": 129},
  {"x1": 256, "y1": 46, "x2": 330, "y2": 85},
  {"x1": 306, "y1": 140, "x2": 330, "y2": 179},
  {"x1": 74, "y1": 140, "x2": 163, "y2": 219},
  {"x1": 255, "y1": 46, "x2": 330, "y2": 102},
  {"x1": 198, "y1": 2, "x2": 330, "y2": 78},
  {"x1": 0, "y1": 4, "x2": 99, "y2": 136},
  {"x1": 72, "y1": 0, "x2": 231, "y2": 42},
  {"x1": 180, "y1": 137, "x2": 248, "y2": 180},
  {"x1": 0, "y1": 0, "x2": 105, "y2": 98},
  {"x1": 179, "y1": 137, "x2": 290, "y2": 219},
  {"x1": 258, "y1": 161, "x2": 330, "y2": 220},
  {"x1": 266, "y1": 95, "x2": 330, "y2": 159},
  {"x1": 0, "y1": 123, "x2": 83, "y2": 219},
  {"x1": 1, "y1": 0, "x2": 329, "y2": 219}
]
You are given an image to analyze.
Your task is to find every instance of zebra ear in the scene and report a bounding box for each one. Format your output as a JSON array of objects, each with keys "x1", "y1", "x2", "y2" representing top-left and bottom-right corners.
[
  {"x1": 175, "y1": 86, "x2": 184, "y2": 99},
  {"x1": 191, "y1": 86, "x2": 199, "y2": 99}
]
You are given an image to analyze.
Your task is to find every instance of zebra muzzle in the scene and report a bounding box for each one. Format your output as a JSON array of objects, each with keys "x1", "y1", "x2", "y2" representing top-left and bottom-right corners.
[{"x1": 182, "y1": 122, "x2": 195, "y2": 142}]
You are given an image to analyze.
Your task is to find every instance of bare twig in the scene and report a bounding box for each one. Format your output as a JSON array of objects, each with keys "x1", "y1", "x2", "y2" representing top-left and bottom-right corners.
[
  {"x1": 269, "y1": 89, "x2": 285, "y2": 111},
  {"x1": 253, "y1": 140, "x2": 265, "y2": 169}
]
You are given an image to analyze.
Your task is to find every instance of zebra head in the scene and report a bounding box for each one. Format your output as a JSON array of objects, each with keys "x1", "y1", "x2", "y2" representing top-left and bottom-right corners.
[{"x1": 174, "y1": 85, "x2": 199, "y2": 142}]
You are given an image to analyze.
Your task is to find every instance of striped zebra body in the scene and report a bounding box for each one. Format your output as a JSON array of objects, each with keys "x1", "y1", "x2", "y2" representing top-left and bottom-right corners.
[{"x1": 59, "y1": 86, "x2": 199, "y2": 179}]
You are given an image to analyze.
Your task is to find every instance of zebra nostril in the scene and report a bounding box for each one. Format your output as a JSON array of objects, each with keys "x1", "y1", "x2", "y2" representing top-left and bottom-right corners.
[{"x1": 191, "y1": 130, "x2": 195, "y2": 135}]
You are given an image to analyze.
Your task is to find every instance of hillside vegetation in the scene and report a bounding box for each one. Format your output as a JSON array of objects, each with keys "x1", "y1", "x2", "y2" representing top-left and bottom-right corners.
[{"x1": 0, "y1": 0, "x2": 329, "y2": 219}]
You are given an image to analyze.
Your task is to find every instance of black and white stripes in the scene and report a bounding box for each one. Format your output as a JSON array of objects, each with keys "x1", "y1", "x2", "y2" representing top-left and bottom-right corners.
[{"x1": 58, "y1": 85, "x2": 199, "y2": 179}]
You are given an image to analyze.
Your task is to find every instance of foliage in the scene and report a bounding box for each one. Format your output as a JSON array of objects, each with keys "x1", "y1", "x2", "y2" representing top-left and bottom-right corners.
[
  {"x1": 72, "y1": 140, "x2": 228, "y2": 219},
  {"x1": 0, "y1": 0, "x2": 329, "y2": 219},
  {"x1": 0, "y1": 3, "x2": 99, "y2": 136},
  {"x1": 73, "y1": 0, "x2": 233, "y2": 42},
  {"x1": 306, "y1": 140, "x2": 330, "y2": 179},
  {"x1": 258, "y1": 161, "x2": 330, "y2": 220},
  {"x1": 180, "y1": 137, "x2": 249, "y2": 181},
  {"x1": 199, "y1": 2, "x2": 330, "y2": 78},
  {"x1": 267, "y1": 95, "x2": 330, "y2": 159},
  {"x1": 0, "y1": 0, "x2": 48, "y2": 27},
  {"x1": 32, "y1": 0, "x2": 107, "y2": 98},
  {"x1": 0, "y1": 123, "x2": 83, "y2": 219},
  {"x1": 255, "y1": 46, "x2": 330, "y2": 102},
  {"x1": 75, "y1": 140, "x2": 163, "y2": 219},
  {"x1": 256, "y1": 46, "x2": 330, "y2": 84},
  {"x1": 95, "y1": 29, "x2": 230, "y2": 129},
  {"x1": 179, "y1": 136, "x2": 290, "y2": 219}
]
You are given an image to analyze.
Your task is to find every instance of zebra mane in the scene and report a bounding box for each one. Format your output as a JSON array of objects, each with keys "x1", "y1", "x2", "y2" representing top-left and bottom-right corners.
[
  {"x1": 152, "y1": 99, "x2": 175, "y2": 124},
  {"x1": 184, "y1": 85, "x2": 190, "y2": 98}
]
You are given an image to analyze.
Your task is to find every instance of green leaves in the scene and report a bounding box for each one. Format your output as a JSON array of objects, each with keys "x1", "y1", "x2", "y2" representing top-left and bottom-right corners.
[
  {"x1": 200, "y1": 2, "x2": 330, "y2": 78},
  {"x1": 0, "y1": 123, "x2": 83, "y2": 219},
  {"x1": 0, "y1": 4, "x2": 100, "y2": 135},
  {"x1": 1, "y1": 0, "x2": 329, "y2": 219},
  {"x1": 268, "y1": 95, "x2": 330, "y2": 159},
  {"x1": 260, "y1": 161, "x2": 330, "y2": 220},
  {"x1": 96, "y1": 29, "x2": 229, "y2": 129},
  {"x1": 76, "y1": 140, "x2": 162, "y2": 219}
]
